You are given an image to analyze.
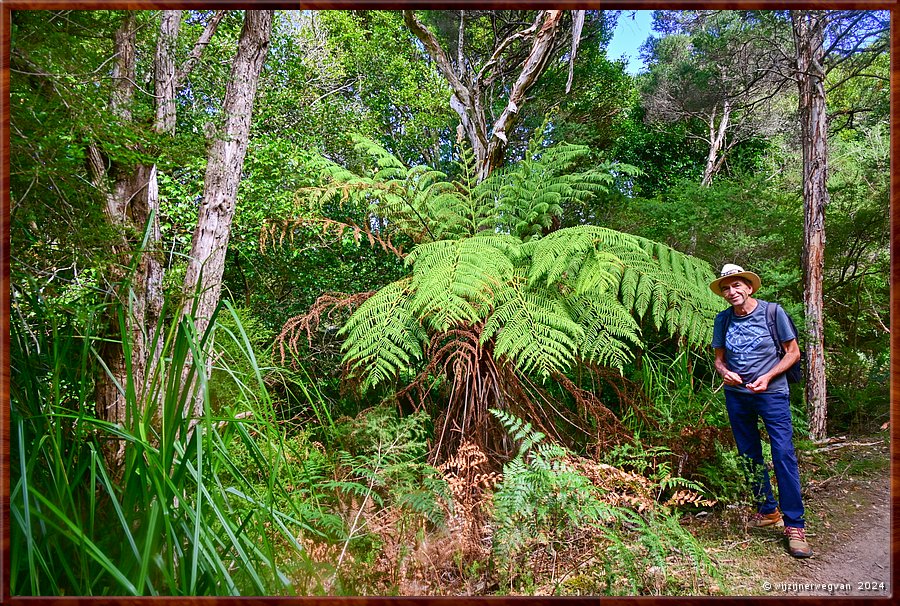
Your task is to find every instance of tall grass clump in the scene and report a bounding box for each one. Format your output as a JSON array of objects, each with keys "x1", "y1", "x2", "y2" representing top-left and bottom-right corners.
[{"x1": 10, "y1": 282, "x2": 314, "y2": 596}]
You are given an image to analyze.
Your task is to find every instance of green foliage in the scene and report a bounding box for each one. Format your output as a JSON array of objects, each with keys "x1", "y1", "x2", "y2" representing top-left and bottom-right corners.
[
  {"x1": 295, "y1": 10, "x2": 456, "y2": 166},
  {"x1": 489, "y1": 410, "x2": 722, "y2": 595},
  {"x1": 607, "y1": 104, "x2": 707, "y2": 197},
  {"x1": 297, "y1": 131, "x2": 721, "y2": 393},
  {"x1": 330, "y1": 406, "x2": 449, "y2": 527},
  {"x1": 695, "y1": 443, "x2": 756, "y2": 506},
  {"x1": 821, "y1": 124, "x2": 890, "y2": 430},
  {"x1": 489, "y1": 410, "x2": 614, "y2": 561},
  {"x1": 10, "y1": 285, "x2": 308, "y2": 595}
]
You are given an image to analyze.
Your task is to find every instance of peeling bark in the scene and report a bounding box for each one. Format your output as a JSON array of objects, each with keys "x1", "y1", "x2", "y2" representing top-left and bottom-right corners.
[
  {"x1": 405, "y1": 10, "x2": 566, "y2": 180},
  {"x1": 701, "y1": 100, "x2": 731, "y2": 187},
  {"x1": 92, "y1": 11, "x2": 223, "y2": 440},
  {"x1": 181, "y1": 9, "x2": 274, "y2": 417}
]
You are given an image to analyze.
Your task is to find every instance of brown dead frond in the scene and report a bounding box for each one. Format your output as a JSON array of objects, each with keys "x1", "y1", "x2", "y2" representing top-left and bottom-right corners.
[
  {"x1": 436, "y1": 440, "x2": 500, "y2": 561},
  {"x1": 260, "y1": 216, "x2": 406, "y2": 259},
  {"x1": 553, "y1": 373, "x2": 634, "y2": 452},
  {"x1": 665, "y1": 489, "x2": 716, "y2": 508},
  {"x1": 396, "y1": 325, "x2": 509, "y2": 464},
  {"x1": 275, "y1": 291, "x2": 375, "y2": 369},
  {"x1": 584, "y1": 363, "x2": 661, "y2": 433},
  {"x1": 565, "y1": 455, "x2": 657, "y2": 513}
]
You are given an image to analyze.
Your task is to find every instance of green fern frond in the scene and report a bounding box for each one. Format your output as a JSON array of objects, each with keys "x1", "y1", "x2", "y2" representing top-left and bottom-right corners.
[
  {"x1": 526, "y1": 226, "x2": 647, "y2": 291},
  {"x1": 489, "y1": 408, "x2": 546, "y2": 455},
  {"x1": 350, "y1": 134, "x2": 405, "y2": 171},
  {"x1": 440, "y1": 142, "x2": 497, "y2": 238},
  {"x1": 624, "y1": 237, "x2": 722, "y2": 345},
  {"x1": 478, "y1": 135, "x2": 632, "y2": 241},
  {"x1": 482, "y1": 271, "x2": 584, "y2": 378},
  {"x1": 406, "y1": 234, "x2": 520, "y2": 331},
  {"x1": 526, "y1": 226, "x2": 720, "y2": 348},
  {"x1": 567, "y1": 294, "x2": 642, "y2": 370},
  {"x1": 339, "y1": 278, "x2": 426, "y2": 388}
]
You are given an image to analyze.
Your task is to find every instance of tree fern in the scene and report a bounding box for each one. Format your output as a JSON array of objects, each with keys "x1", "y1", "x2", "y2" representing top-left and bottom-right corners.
[
  {"x1": 481, "y1": 130, "x2": 626, "y2": 242},
  {"x1": 288, "y1": 125, "x2": 724, "y2": 459},
  {"x1": 525, "y1": 226, "x2": 647, "y2": 291},
  {"x1": 338, "y1": 278, "x2": 426, "y2": 388},
  {"x1": 482, "y1": 270, "x2": 585, "y2": 378},
  {"x1": 439, "y1": 143, "x2": 497, "y2": 238}
]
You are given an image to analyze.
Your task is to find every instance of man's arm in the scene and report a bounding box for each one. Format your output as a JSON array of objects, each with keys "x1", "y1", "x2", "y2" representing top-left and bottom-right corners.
[
  {"x1": 746, "y1": 339, "x2": 801, "y2": 393},
  {"x1": 714, "y1": 347, "x2": 744, "y2": 386}
]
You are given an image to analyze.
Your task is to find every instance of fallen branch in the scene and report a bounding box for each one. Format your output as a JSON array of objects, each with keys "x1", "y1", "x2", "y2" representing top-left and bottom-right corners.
[{"x1": 811, "y1": 440, "x2": 882, "y2": 454}]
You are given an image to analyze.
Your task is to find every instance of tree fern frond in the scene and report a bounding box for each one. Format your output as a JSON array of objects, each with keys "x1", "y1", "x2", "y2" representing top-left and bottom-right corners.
[
  {"x1": 339, "y1": 278, "x2": 426, "y2": 388},
  {"x1": 625, "y1": 237, "x2": 722, "y2": 343},
  {"x1": 478, "y1": 136, "x2": 633, "y2": 241},
  {"x1": 441, "y1": 142, "x2": 497, "y2": 238},
  {"x1": 482, "y1": 271, "x2": 584, "y2": 378},
  {"x1": 567, "y1": 294, "x2": 641, "y2": 370},
  {"x1": 406, "y1": 234, "x2": 520, "y2": 331},
  {"x1": 526, "y1": 226, "x2": 647, "y2": 291},
  {"x1": 350, "y1": 134, "x2": 406, "y2": 171},
  {"x1": 489, "y1": 408, "x2": 546, "y2": 455}
]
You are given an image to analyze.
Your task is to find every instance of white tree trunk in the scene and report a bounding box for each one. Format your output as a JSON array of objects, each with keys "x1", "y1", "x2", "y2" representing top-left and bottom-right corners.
[
  {"x1": 92, "y1": 11, "x2": 224, "y2": 437},
  {"x1": 792, "y1": 10, "x2": 829, "y2": 440},
  {"x1": 405, "y1": 10, "x2": 565, "y2": 180},
  {"x1": 181, "y1": 9, "x2": 274, "y2": 417},
  {"x1": 701, "y1": 99, "x2": 731, "y2": 187}
]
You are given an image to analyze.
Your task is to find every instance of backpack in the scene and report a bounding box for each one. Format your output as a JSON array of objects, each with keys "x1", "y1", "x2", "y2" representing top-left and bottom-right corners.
[{"x1": 723, "y1": 302, "x2": 805, "y2": 383}]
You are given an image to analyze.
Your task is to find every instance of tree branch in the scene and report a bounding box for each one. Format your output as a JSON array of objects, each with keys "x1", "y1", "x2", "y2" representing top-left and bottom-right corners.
[
  {"x1": 474, "y1": 11, "x2": 543, "y2": 84},
  {"x1": 487, "y1": 11, "x2": 563, "y2": 157},
  {"x1": 404, "y1": 10, "x2": 471, "y2": 106},
  {"x1": 175, "y1": 10, "x2": 226, "y2": 86}
]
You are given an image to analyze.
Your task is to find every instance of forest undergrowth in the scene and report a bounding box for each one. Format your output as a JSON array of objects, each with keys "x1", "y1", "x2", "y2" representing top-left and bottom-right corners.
[{"x1": 10, "y1": 288, "x2": 889, "y2": 597}]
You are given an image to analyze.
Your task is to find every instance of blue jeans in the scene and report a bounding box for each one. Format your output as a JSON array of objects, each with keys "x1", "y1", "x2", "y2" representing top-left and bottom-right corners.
[{"x1": 725, "y1": 390, "x2": 805, "y2": 528}]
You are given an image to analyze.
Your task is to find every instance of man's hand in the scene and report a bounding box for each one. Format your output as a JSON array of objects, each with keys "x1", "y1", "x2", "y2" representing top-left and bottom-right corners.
[
  {"x1": 746, "y1": 375, "x2": 771, "y2": 392},
  {"x1": 722, "y1": 370, "x2": 743, "y2": 386},
  {"x1": 714, "y1": 348, "x2": 743, "y2": 386}
]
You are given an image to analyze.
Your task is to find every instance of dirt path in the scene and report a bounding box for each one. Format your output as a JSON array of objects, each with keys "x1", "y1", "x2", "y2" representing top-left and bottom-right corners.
[
  {"x1": 743, "y1": 438, "x2": 891, "y2": 597},
  {"x1": 764, "y1": 472, "x2": 890, "y2": 596},
  {"x1": 690, "y1": 436, "x2": 891, "y2": 597}
]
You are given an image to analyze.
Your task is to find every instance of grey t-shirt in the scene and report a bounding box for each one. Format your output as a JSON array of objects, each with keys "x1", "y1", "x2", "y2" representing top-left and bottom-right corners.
[{"x1": 711, "y1": 300, "x2": 796, "y2": 394}]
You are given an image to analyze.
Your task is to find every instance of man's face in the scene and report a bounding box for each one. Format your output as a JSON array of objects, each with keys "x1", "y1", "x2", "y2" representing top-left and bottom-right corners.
[{"x1": 719, "y1": 278, "x2": 753, "y2": 307}]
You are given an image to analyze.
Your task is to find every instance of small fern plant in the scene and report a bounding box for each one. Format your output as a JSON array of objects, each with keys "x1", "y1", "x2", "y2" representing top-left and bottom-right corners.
[
  {"x1": 281, "y1": 125, "x2": 724, "y2": 458},
  {"x1": 490, "y1": 411, "x2": 723, "y2": 595},
  {"x1": 489, "y1": 409, "x2": 615, "y2": 564}
]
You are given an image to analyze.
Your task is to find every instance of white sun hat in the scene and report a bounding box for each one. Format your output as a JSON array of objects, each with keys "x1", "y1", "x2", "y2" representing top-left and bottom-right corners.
[{"x1": 709, "y1": 263, "x2": 761, "y2": 296}]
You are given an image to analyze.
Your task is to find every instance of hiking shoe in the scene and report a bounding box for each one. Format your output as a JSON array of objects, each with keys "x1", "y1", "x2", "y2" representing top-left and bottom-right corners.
[
  {"x1": 784, "y1": 526, "x2": 813, "y2": 558},
  {"x1": 748, "y1": 510, "x2": 784, "y2": 528}
]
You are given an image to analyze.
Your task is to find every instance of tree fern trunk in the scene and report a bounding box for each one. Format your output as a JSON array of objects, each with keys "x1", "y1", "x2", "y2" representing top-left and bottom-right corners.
[{"x1": 792, "y1": 10, "x2": 829, "y2": 440}]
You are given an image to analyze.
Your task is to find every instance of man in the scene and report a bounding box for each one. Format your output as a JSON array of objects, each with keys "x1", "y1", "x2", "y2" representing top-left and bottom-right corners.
[{"x1": 710, "y1": 264, "x2": 812, "y2": 558}]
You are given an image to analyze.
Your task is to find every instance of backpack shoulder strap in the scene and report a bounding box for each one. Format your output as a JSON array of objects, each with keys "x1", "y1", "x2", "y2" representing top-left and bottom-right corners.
[{"x1": 765, "y1": 302, "x2": 784, "y2": 354}]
